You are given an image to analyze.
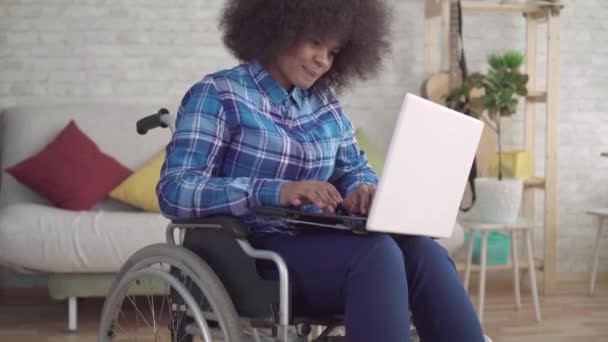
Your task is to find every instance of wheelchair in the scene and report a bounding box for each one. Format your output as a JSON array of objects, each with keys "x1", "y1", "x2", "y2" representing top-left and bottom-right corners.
[{"x1": 97, "y1": 109, "x2": 421, "y2": 342}]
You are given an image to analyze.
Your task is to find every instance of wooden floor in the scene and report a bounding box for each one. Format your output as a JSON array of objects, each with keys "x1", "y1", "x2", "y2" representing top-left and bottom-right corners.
[
  {"x1": 1, "y1": 281, "x2": 607, "y2": 341},
  {"x1": 474, "y1": 282, "x2": 608, "y2": 342}
]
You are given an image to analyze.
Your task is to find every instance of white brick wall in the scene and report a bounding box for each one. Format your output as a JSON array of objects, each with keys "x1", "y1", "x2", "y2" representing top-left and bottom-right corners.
[{"x1": 0, "y1": 0, "x2": 606, "y2": 287}]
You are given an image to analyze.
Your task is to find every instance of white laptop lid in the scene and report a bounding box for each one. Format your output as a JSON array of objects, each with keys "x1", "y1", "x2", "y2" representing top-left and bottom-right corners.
[{"x1": 366, "y1": 93, "x2": 483, "y2": 238}]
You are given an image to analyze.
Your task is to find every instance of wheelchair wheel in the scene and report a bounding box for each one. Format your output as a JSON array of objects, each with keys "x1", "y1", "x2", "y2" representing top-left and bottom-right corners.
[{"x1": 98, "y1": 243, "x2": 242, "y2": 342}]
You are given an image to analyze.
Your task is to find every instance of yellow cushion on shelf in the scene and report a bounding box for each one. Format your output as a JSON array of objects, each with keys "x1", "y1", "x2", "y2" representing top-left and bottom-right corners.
[
  {"x1": 489, "y1": 150, "x2": 532, "y2": 180},
  {"x1": 109, "y1": 151, "x2": 165, "y2": 213}
]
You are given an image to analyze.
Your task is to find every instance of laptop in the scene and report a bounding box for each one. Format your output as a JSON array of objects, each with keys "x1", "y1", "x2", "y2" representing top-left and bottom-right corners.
[{"x1": 255, "y1": 93, "x2": 483, "y2": 238}]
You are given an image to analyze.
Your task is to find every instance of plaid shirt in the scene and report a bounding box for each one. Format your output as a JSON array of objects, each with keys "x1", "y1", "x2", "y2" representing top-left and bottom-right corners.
[{"x1": 157, "y1": 60, "x2": 377, "y2": 234}]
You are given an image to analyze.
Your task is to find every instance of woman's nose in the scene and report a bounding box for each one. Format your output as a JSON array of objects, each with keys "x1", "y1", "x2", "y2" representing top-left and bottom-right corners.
[{"x1": 315, "y1": 50, "x2": 331, "y2": 68}]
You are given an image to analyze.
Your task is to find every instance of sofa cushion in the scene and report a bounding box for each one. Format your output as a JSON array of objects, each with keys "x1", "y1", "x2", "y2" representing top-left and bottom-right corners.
[
  {"x1": 110, "y1": 150, "x2": 165, "y2": 213},
  {"x1": 0, "y1": 203, "x2": 169, "y2": 273},
  {"x1": 0, "y1": 104, "x2": 172, "y2": 209},
  {"x1": 6, "y1": 121, "x2": 132, "y2": 210}
]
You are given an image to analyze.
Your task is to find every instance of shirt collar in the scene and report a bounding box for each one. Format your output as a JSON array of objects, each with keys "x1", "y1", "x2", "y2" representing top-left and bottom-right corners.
[{"x1": 248, "y1": 60, "x2": 303, "y2": 109}]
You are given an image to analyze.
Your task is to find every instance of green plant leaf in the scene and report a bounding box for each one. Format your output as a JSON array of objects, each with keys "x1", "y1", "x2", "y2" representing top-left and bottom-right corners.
[
  {"x1": 516, "y1": 85, "x2": 528, "y2": 96},
  {"x1": 451, "y1": 50, "x2": 529, "y2": 180},
  {"x1": 488, "y1": 53, "x2": 505, "y2": 70},
  {"x1": 500, "y1": 89, "x2": 514, "y2": 102},
  {"x1": 503, "y1": 51, "x2": 525, "y2": 69}
]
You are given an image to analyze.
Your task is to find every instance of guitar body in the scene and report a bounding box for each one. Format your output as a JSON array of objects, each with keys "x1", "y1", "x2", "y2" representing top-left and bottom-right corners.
[
  {"x1": 421, "y1": 0, "x2": 461, "y2": 105},
  {"x1": 421, "y1": 74, "x2": 497, "y2": 176},
  {"x1": 420, "y1": 72, "x2": 449, "y2": 105},
  {"x1": 476, "y1": 121, "x2": 499, "y2": 176},
  {"x1": 420, "y1": 0, "x2": 499, "y2": 209}
]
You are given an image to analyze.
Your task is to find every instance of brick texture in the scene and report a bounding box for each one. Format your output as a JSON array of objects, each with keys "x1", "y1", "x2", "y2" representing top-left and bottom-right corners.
[{"x1": 0, "y1": 0, "x2": 605, "y2": 287}]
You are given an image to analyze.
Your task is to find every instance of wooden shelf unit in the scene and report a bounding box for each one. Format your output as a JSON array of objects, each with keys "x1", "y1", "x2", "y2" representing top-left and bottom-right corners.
[
  {"x1": 456, "y1": 256, "x2": 544, "y2": 272},
  {"x1": 461, "y1": 1, "x2": 546, "y2": 14},
  {"x1": 424, "y1": 1, "x2": 566, "y2": 294},
  {"x1": 527, "y1": 90, "x2": 548, "y2": 102},
  {"x1": 460, "y1": 1, "x2": 566, "y2": 14},
  {"x1": 524, "y1": 176, "x2": 546, "y2": 189}
]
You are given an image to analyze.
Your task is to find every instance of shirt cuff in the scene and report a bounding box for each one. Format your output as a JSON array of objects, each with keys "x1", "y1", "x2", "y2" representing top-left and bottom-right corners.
[{"x1": 252, "y1": 179, "x2": 289, "y2": 207}]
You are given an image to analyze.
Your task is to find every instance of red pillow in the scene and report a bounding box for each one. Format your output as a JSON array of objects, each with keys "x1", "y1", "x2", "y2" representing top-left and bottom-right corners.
[{"x1": 6, "y1": 120, "x2": 132, "y2": 210}]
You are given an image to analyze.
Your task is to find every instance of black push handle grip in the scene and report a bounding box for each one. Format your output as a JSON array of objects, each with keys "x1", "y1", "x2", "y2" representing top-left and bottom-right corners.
[{"x1": 136, "y1": 108, "x2": 169, "y2": 135}]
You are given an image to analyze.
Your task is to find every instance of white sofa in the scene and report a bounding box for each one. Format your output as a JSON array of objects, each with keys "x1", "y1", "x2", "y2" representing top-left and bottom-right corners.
[
  {"x1": 0, "y1": 103, "x2": 465, "y2": 332},
  {"x1": 0, "y1": 104, "x2": 172, "y2": 331}
]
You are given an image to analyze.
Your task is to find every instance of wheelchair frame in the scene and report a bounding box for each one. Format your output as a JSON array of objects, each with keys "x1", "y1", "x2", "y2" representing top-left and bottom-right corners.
[
  {"x1": 166, "y1": 222, "x2": 294, "y2": 341},
  {"x1": 98, "y1": 110, "x2": 350, "y2": 342}
]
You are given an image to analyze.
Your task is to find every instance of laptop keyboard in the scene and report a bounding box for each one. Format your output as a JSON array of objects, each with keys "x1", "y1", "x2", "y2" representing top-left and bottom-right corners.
[{"x1": 254, "y1": 206, "x2": 368, "y2": 232}]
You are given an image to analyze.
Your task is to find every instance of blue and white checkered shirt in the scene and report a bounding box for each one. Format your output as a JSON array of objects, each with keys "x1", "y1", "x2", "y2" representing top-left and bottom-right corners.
[{"x1": 157, "y1": 60, "x2": 378, "y2": 234}]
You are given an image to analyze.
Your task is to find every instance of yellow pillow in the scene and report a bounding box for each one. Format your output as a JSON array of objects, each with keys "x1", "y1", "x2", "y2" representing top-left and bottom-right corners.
[{"x1": 109, "y1": 151, "x2": 165, "y2": 213}]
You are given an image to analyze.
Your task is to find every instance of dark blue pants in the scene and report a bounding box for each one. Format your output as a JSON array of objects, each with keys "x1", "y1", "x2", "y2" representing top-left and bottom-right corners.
[{"x1": 250, "y1": 231, "x2": 485, "y2": 342}]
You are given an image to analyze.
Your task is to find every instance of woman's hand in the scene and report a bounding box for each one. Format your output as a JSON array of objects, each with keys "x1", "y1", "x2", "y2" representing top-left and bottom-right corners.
[
  {"x1": 342, "y1": 184, "x2": 376, "y2": 215},
  {"x1": 280, "y1": 181, "x2": 343, "y2": 213}
]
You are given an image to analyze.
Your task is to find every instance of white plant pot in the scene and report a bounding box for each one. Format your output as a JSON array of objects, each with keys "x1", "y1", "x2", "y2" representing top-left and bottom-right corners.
[{"x1": 473, "y1": 177, "x2": 523, "y2": 223}]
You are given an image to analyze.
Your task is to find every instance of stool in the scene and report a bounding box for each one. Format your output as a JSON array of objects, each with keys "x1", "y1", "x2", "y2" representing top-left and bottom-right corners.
[
  {"x1": 460, "y1": 218, "x2": 541, "y2": 322},
  {"x1": 587, "y1": 208, "x2": 608, "y2": 296}
]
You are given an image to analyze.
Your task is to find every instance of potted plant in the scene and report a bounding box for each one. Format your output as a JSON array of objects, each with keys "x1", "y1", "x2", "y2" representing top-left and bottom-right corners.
[{"x1": 446, "y1": 51, "x2": 529, "y2": 223}]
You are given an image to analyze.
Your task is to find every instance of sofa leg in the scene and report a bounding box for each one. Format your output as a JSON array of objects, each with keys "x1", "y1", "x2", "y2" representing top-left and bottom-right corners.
[{"x1": 68, "y1": 297, "x2": 77, "y2": 332}]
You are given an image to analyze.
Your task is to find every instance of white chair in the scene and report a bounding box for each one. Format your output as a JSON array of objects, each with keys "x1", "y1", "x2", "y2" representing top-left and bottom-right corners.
[
  {"x1": 460, "y1": 218, "x2": 541, "y2": 323},
  {"x1": 587, "y1": 208, "x2": 608, "y2": 295}
]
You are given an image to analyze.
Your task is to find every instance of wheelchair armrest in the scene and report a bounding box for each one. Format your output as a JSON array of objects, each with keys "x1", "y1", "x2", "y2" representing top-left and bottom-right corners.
[
  {"x1": 175, "y1": 216, "x2": 281, "y2": 320},
  {"x1": 171, "y1": 216, "x2": 251, "y2": 239}
]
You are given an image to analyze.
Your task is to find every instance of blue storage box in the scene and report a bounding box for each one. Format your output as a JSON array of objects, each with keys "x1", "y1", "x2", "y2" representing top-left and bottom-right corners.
[{"x1": 465, "y1": 230, "x2": 511, "y2": 265}]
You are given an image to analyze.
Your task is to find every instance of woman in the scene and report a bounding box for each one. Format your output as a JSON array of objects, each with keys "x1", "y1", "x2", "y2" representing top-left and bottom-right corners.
[{"x1": 157, "y1": 1, "x2": 487, "y2": 341}]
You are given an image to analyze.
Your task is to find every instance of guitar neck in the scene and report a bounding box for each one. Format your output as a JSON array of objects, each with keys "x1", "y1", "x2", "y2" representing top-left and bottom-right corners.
[{"x1": 448, "y1": 0, "x2": 463, "y2": 89}]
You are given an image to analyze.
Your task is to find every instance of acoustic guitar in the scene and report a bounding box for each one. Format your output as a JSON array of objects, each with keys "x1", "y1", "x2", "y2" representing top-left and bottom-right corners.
[
  {"x1": 420, "y1": 0, "x2": 463, "y2": 105},
  {"x1": 420, "y1": 0, "x2": 498, "y2": 211}
]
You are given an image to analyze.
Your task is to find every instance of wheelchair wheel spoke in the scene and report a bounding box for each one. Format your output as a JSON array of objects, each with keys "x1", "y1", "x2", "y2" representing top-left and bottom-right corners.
[
  {"x1": 107, "y1": 283, "x2": 183, "y2": 341},
  {"x1": 127, "y1": 295, "x2": 154, "y2": 330},
  {"x1": 145, "y1": 293, "x2": 156, "y2": 332},
  {"x1": 169, "y1": 302, "x2": 180, "y2": 342},
  {"x1": 156, "y1": 282, "x2": 169, "y2": 338},
  {"x1": 99, "y1": 244, "x2": 242, "y2": 342}
]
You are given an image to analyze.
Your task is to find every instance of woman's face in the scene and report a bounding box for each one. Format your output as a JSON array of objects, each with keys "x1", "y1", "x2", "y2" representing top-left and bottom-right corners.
[{"x1": 268, "y1": 37, "x2": 341, "y2": 90}]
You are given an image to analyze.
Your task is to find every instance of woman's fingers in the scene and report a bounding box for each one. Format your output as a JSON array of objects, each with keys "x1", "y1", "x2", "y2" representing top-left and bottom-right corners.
[
  {"x1": 341, "y1": 184, "x2": 376, "y2": 214},
  {"x1": 367, "y1": 186, "x2": 376, "y2": 212},
  {"x1": 323, "y1": 185, "x2": 343, "y2": 209},
  {"x1": 280, "y1": 180, "x2": 344, "y2": 212},
  {"x1": 329, "y1": 186, "x2": 343, "y2": 205},
  {"x1": 359, "y1": 185, "x2": 377, "y2": 214},
  {"x1": 313, "y1": 187, "x2": 341, "y2": 212},
  {"x1": 343, "y1": 192, "x2": 360, "y2": 213},
  {"x1": 359, "y1": 187, "x2": 370, "y2": 214},
  {"x1": 308, "y1": 189, "x2": 326, "y2": 208},
  {"x1": 289, "y1": 197, "x2": 303, "y2": 207},
  {"x1": 282, "y1": 182, "x2": 376, "y2": 214}
]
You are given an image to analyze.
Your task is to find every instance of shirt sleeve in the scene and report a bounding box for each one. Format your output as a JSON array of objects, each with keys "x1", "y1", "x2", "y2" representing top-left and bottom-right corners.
[
  {"x1": 156, "y1": 77, "x2": 287, "y2": 220},
  {"x1": 329, "y1": 108, "x2": 379, "y2": 197}
]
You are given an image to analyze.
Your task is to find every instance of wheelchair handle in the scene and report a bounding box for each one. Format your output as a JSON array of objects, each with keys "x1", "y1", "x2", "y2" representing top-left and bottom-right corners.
[{"x1": 136, "y1": 108, "x2": 170, "y2": 135}]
